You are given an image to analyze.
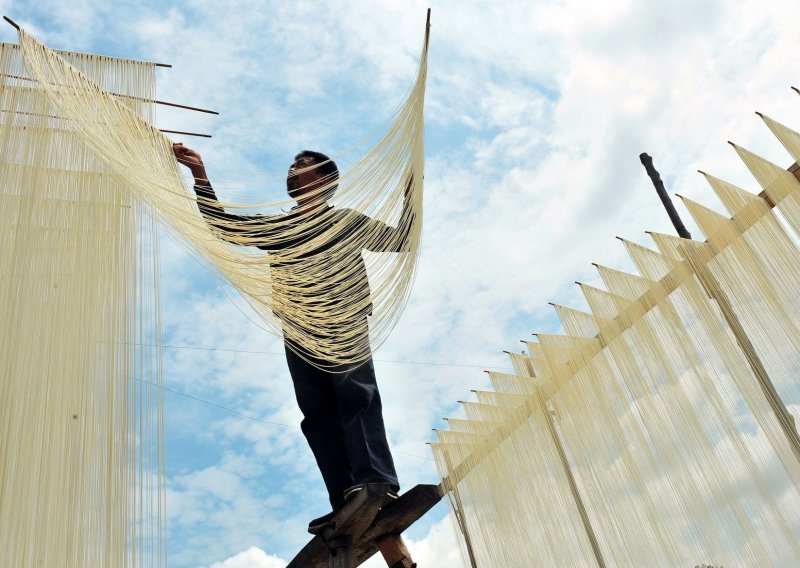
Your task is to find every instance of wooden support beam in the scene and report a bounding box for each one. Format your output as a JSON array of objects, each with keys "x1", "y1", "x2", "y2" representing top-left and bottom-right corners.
[
  {"x1": 3, "y1": 16, "x2": 19, "y2": 30},
  {"x1": 379, "y1": 535, "x2": 415, "y2": 568},
  {"x1": 2, "y1": 73, "x2": 219, "y2": 115},
  {"x1": 0, "y1": 109, "x2": 211, "y2": 138},
  {"x1": 329, "y1": 535, "x2": 354, "y2": 568},
  {"x1": 288, "y1": 484, "x2": 441, "y2": 568}
]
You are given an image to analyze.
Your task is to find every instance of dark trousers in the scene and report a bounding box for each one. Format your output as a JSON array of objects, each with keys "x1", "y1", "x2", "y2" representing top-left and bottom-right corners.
[{"x1": 285, "y1": 345, "x2": 399, "y2": 510}]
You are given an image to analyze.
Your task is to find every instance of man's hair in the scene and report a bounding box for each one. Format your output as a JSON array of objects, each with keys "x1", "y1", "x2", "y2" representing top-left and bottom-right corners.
[
  {"x1": 294, "y1": 150, "x2": 338, "y2": 202},
  {"x1": 295, "y1": 150, "x2": 339, "y2": 183}
]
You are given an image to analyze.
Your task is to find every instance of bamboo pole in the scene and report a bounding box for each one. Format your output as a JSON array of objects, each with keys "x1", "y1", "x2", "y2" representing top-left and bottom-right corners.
[
  {"x1": 441, "y1": 444, "x2": 479, "y2": 568},
  {"x1": 1, "y1": 73, "x2": 218, "y2": 115}
]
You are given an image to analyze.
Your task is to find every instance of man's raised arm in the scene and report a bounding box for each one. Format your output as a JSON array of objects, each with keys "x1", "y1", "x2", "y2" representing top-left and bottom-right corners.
[
  {"x1": 363, "y1": 175, "x2": 416, "y2": 253},
  {"x1": 173, "y1": 143, "x2": 275, "y2": 246}
]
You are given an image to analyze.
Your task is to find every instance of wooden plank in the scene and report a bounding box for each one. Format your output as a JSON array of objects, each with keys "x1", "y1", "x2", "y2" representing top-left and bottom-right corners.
[
  {"x1": 352, "y1": 484, "x2": 441, "y2": 565},
  {"x1": 287, "y1": 484, "x2": 442, "y2": 568},
  {"x1": 287, "y1": 534, "x2": 327, "y2": 568},
  {"x1": 321, "y1": 484, "x2": 390, "y2": 541},
  {"x1": 288, "y1": 483, "x2": 392, "y2": 568},
  {"x1": 329, "y1": 535, "x2": 354, "y2": 568},
  {"x1": 379, "y1": 534, "x2": 414, "y2": 567}
]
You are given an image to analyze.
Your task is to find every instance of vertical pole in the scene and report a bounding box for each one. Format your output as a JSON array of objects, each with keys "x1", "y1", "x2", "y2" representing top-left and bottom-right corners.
[
  {"x1": 538, "y1": 390, "x2": 607, "y2": 568},
  {"x1": 640, "y1": 153, "x2": 692, "y2": 239},
  {"x1": 328, "y1": 535, "x2": 354, "y2": 568},
  {"x1": 442, "y1": 452, "x2": 479, "y2": 568},
  {"x1": 639, "y1": 153, "x2": 800, "y2": 462},
  {"x1": 518, "y1": 356, "x2": 606, "y2": 567},
  {"x1": 378, "y1": 535, "x2": 416, "y2": 568},
  {"x1": 682, "y1": 246, "x2": 800, "y2": 462}
]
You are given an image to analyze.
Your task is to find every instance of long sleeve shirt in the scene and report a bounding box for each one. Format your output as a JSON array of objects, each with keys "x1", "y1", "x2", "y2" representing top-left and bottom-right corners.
[{"x1": 192, "y1": 183, "x2": 414, "y2": 345}]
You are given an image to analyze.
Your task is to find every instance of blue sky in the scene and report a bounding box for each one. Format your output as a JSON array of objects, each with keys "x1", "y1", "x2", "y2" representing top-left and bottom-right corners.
[{"x1": 5, "y1": 0, "x2": 800, "y2": 566}]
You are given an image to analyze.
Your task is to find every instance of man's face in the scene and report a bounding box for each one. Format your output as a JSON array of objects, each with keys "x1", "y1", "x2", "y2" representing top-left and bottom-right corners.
[{"x1": 287, "y1": 156, "x2": 324, "y2": 200}]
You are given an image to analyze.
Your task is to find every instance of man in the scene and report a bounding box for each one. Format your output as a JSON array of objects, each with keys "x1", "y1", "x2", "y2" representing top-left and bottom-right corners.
[{"x1": 173, "y1": 143, "x2": 413, "y2": 532}]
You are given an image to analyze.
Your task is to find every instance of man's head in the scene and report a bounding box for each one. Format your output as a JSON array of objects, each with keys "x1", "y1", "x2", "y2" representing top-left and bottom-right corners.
[{"x1": 287, "y1": 150, "x2": 339, "y2": 204}]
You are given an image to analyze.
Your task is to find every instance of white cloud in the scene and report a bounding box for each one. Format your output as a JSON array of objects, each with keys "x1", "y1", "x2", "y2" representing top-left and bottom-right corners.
[
  {"x1": 403, "y1": 515, "x2": 465, "y2": 568},
  {"x1": 151, "y1": 0, "x2": 800, "y2": 559},
  {"x1": 8, "y1": 0, "x2": 800, "y2": 565},
  {"x1": 209, "y1": 546, "x2": 287, "y2": 568},
  {"x1": 212, "y1": 513, "x2": 464, "y2": 568}
]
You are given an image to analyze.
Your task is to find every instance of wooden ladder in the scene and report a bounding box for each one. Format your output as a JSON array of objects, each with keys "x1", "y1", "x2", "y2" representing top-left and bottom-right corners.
[{"x1": 287, "y1": 484, "x2": 441, "y2": 568}]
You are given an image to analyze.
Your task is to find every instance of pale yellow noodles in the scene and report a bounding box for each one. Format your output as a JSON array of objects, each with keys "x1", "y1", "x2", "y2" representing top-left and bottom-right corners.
[
  {"x1": 0, "y1": 41, "x2": 165, "y2": 566},
  {"x1": 17, "y1": 23, "x2": 428, "y2": 369},
  {"x1": 433, "y1": 117, "x2": 800, "y2": 566},
  {"x1": 1, "y1": 20, "x2": 427, "y2": 565}
]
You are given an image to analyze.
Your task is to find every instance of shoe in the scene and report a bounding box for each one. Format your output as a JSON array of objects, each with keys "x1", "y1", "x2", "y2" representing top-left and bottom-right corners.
[
  {"x1": 343, "y1": 482, "x2": 399, "y2": 503},
  {"x1": 308, "y1": 509, "x2": 337, "y2": 534}
]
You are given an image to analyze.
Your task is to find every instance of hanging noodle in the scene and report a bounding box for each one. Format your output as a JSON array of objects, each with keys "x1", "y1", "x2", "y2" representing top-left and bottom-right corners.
[
  {"x1": 0, "y1": 41, "x2": 165, "y2": 566},
  {"x1": 433, "y1": 116, "x2": 800, "y2": 566},
  {"x1": 15, "y1": 19, "x2": 428, "y2": 369},
  {"x1": 1, "y1": 16, "x2": 428, "y2": 565}
]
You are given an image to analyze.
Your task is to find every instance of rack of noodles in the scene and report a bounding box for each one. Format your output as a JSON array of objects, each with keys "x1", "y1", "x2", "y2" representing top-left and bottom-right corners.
[
  {"x1": 432, "y1": 117, "x2": 800, "y2": 566},
  {"x1": 0, "y1": 40, "x2": 165, "y2": 566}
]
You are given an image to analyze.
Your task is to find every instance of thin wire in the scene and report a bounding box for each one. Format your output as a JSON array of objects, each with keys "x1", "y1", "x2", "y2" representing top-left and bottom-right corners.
[
  {"x1": 129, "y1": 375, "x2": 435, "y2": 461},
  {"x1": 130, "y1": 376, "x2": 300, "y2": 430},
  {"x1": 153, "y1": 342, "x2": 513, "y2": 371}
]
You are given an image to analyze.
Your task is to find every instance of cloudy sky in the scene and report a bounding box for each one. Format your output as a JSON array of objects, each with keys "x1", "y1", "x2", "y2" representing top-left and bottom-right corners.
[{"x1": 5, "y1": 0, "x2": 800, "y2": 566}]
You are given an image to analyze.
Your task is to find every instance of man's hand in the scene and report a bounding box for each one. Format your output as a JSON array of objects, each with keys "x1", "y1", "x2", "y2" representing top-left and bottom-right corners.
[
  {"x1": 172, "y1": 142, "x2": 203, "y2": 167},
  {"x1": 173, "y1": 142, "x2": 209, "y2": 185}
]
